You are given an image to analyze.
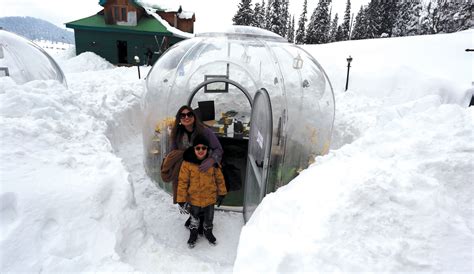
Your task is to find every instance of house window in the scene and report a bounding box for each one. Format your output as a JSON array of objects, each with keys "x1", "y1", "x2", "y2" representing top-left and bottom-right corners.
[
  {"x1": 113, "y1": 5, "x2": 127, "y2": 22},
  {"x1": 121, "y1": 7, "x2": 127, "y2": 21}
]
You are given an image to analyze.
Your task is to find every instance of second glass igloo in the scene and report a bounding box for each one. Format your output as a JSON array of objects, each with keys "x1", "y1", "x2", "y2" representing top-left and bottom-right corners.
[{"x1": 0, "y1": 30, "x2": 67, "y2": 87}]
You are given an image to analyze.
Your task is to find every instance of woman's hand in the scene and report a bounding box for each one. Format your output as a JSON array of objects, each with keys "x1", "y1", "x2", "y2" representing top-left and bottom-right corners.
[{"x1": 199, "y1": 157, "x2": 215, "y2": 172}]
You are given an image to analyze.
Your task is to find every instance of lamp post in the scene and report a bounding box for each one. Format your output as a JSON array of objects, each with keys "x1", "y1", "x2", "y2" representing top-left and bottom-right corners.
[
  {"x1": 134, "y1": 55, "x2": 141, "y2": 79},
  {"x1": 345, "y1": 55, "x2": 353, "y2": 91}
]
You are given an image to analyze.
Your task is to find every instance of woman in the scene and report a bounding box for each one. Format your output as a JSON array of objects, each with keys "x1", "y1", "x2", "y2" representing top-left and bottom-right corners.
[
  {"x1": 166, "y1": 105, "x2": 223, "y2": 233},
  {"x1": 170, "y1": 105, "x2": 223, "y2": 168}
]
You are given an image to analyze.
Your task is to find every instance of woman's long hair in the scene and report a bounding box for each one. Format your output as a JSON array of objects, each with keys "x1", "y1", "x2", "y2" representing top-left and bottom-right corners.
[{"x1": 170, "y1": 105, "x2": 206, "y2": 145}]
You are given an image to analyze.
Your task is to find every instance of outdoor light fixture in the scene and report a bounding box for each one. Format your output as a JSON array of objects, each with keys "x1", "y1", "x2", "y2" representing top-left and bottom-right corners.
[
  {"x1": 345, "y1": 55, "x2": 353, "y2": 91},
  {"x1": 134, "y1": 55, "x2": 141, "y2": 79},
  {"x1": 293, "y1": 53, "x2": 303, "y2": 69}
]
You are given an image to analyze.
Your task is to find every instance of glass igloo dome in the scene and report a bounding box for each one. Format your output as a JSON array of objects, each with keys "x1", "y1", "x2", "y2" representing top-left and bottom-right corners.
[
  {"x1": 143, "y1": 26, "x2": 335, "y2": 221},
  {"x1": 0, "y1": 30, "x2": 67, "y2": 86}
]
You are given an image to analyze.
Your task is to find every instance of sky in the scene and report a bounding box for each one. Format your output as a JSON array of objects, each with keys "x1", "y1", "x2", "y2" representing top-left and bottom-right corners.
[
  {"x1": 0, "y1": 25, "x2": 472, "y2": 272},
  {"x1": 0, "y1": 0, "x2": 369, "y2": 33}
]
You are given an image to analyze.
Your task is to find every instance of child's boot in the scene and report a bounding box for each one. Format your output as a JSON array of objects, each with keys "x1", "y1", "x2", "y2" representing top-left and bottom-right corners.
[
  {"x1": 203, "y1": 227, "x2": 216, "y2": 245},
  {"x1": 187, "y1": 228, "x2": 198, "y2": 248}
]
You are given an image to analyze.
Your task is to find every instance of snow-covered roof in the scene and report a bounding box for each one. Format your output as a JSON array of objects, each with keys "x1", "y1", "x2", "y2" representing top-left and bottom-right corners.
[
  {"x1": 142, "y1": 6, "x2": 194, "y2": 39},
  {"x1": 96, "y1": 0, "x2": 194, "y2": 38},
  {"x1": 178, "y1": 11, "x2": 194, "y2": 20},
  {"x1": 136, "y1": 0, "x2": 184, "y2": 12}
]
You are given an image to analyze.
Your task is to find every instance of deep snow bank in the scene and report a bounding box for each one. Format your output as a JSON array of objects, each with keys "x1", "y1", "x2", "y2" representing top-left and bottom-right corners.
[
  {"x1": 234, "y1": 30, "x2": 474, "y2": 272},
  {"x1": 0, "y1": 53, "x2": 147, "y2": 271},
  {"x1": 235, "y1": 96, "x2": 473, "y2": 272},
  {"x1": 310, "y1": 29, "x2": 473, "y2": 107}
]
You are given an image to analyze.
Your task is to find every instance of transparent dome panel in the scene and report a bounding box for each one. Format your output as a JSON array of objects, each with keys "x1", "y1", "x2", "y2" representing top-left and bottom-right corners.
[
  {"x1": 0, "y1": 30, "x2": 67, "y2": 86},
  {"x1": 197, "y1": 25, "x2": 286, "y2": 42},
  {"x1": 268, "y1": 44, "x2": 335, "y2": 186},
  {"x1": 142, "y1": 27, "x2": 335, "y2": 205}
]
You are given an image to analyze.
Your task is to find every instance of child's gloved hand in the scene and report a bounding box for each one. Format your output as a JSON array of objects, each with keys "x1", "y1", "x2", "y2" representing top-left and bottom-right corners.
[
  {"x1": 178, "y1": 202, "x2": 189, "y2": 214},
  {"x1": 217, "y1": 195, "x2": 226, "y2": 207},
  {"x1": 199, "y1": 158, "x2": 215, "y2": 172}
]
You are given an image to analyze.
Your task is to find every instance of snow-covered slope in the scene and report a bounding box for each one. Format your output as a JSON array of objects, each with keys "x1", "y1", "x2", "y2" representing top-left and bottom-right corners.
[
  {"x1": 234, "y1": 30, "x2": 473, "y2": 273},
  {"x1": 0, "y1": 30, "x2": 472, "y2": 272}
]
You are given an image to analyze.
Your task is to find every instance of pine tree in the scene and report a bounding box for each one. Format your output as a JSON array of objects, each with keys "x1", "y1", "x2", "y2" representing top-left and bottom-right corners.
[
  {"x1": 265, "y1": 0, "x2": 272, "y2": 30},
  {"x1": 281, "y1": 0, "x2": 290, "y2": 39},
  {"x1": 393, "y1": 0, "x2": 422, "y2": 37},
  {"x1": 341, "y1": 0, "x2": 351, "y2": 40},
  {"x1": 379, "y1": 0, "x2": 397, "y2": 37},
  {"x1": 365, "y1": 0, "x2": 383, "y2": 38},
  {"x1": 439, "y1": 0, "x2": 472, "y2": 33},
  {"x1": 335, "y1": 25, "x2": 344, "y2": 41},
  {"x1": 295, "y1": 0, "x2": 308, "y2": 44},
  {"x1": 451, "y1": 1, "x2": 473, "y2": 32},
  {"x1": 329, "y1": 13, "x2": 339, "y2": 42},
  {"x1": 252, "y1": 0, "x2": 266, "y2": 28},
  {"x1": 305, "y1": 0, "x2": 332, "y2": 44},
  {"x1": 351, "y1": 5, "x2": 368, "y2": 40},
  {"x1": 233, "y1": 0, "x2": 254, "y2": 26},
  {"x1": 268, "y1": 0, "x2": 286, "y2": 36},
  {"x1": 287, "y1": 15, "x2": 295, "y2": 43}
]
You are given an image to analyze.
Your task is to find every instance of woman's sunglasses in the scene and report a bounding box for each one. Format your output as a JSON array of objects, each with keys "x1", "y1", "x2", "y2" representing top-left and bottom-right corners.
[
  {"x1": 194, "y1": 145, "x2": 208, "y2": 151},
  {"x1": 179, "y1": 112, "x2": 194, "y2": 119}
]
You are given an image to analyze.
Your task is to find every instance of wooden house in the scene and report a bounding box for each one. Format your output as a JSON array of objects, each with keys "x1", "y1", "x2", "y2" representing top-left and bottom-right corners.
[{"x1": 65, "y1": 0, "x2": 195, "y2": 66}]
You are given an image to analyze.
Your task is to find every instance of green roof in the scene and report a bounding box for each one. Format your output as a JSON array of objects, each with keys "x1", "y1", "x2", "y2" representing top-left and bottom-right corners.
[{"x1": 65, "y1": 14, "x2": 171, "y2": 35}]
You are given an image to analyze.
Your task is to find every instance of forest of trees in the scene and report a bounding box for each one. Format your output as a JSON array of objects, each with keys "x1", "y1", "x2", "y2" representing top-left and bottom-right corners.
[{"x1": 232, "y1": 0, "x2": 472, "y2": 44}]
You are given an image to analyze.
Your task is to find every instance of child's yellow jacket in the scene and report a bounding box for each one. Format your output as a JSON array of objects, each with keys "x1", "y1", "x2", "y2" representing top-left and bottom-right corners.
[{"x1": 176, "y1": 161, "x2": 227, "y2": 207}]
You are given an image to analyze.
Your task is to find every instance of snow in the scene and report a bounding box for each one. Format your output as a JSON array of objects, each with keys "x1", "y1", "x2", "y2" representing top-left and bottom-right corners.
[
  {"x1": 0, "y1": 29, "x2": 473, "y2": 272},
  {"x1": 235, "y1": 30, "x2": 473, "y2": 273},
  {"x1": 137, "y1": 0, "x2": 194, "y2": 39},
  {"x1": 142, "y1": 6, "x2": 194, "y2": 39},
  {"x1": 136, "y1": 0, "x2": 181, "y2": 12}
]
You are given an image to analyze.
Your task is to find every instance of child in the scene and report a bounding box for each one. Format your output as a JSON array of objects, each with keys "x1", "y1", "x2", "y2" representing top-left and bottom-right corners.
[{"x1": 176, "y1": 135, "x2": 227, "y2": 248}]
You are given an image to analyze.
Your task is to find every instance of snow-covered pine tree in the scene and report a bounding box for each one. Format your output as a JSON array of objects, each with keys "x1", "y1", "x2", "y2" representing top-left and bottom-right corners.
[
  {"x1": 269, "y1": 0, "x2": 286, "y2": 36},
  {"x1": 329, "y1": 13, "x2": 339, "y2": 42},
  {"x1": 252, "y1": 0, "x2": 266, "y2": 28},
  {"x1": 233, "y1": 0, "x2": 254, "y2": 26},
  {"x1": 341, "y1": 0, "x2": 351, "y2": 40},
  {"x1": 451, "y1": 0, "x2": 473, "y2": 32},
  {"x1": 335, "y1": 25, "x2": 345, "y2": 41},
  {"x1": 441, "y1": 0, "x2": 472, "y2": 33},
  {"x1": 351, "y1": 5, "x2": 368, "y2": 40},
  {"x1": 295, "y1": 0, "x2": 308, "y2": 44},
  {"x1": 265, "y1": 0, "x2": 272, "y2": 30},
  {"x1": 365, "y1": 0, "x2": 383, "y2": 38},
  {"x1": 305, "y1": 7, "x2": 318, "y2": 43},
  {"x1": 379, "y1": 0, "x2": 397, "y2": 37},
  {"x1": 281, "y1": 0, "x2": 290, "y2": 39},
  {"x1": 287, "y1": 15, "x2": 295, "y2": 43},
  {"x1": 393, "y1": 0, "x2": 422, "y2": 37},
  {"x1": 420, "y1": 0, "x2": 455, "y2": 34},
  {"x1": 305, "y1": 0, "x2": 332, "y2": 44}
]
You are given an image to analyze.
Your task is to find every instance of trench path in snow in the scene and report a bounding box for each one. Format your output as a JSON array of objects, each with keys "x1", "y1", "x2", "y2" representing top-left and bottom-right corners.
[{"x1": 114, "y1": 133, "x2": 244, "y2": 271}]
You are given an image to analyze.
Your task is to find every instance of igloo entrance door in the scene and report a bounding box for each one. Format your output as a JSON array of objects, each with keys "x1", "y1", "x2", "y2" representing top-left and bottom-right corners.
[
  {"x1": 187, "y1": 78, "x2": 253, "y2": 209},
  {"x1": 243, "y1": 89, "x2": 273, "y2": 222}
]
